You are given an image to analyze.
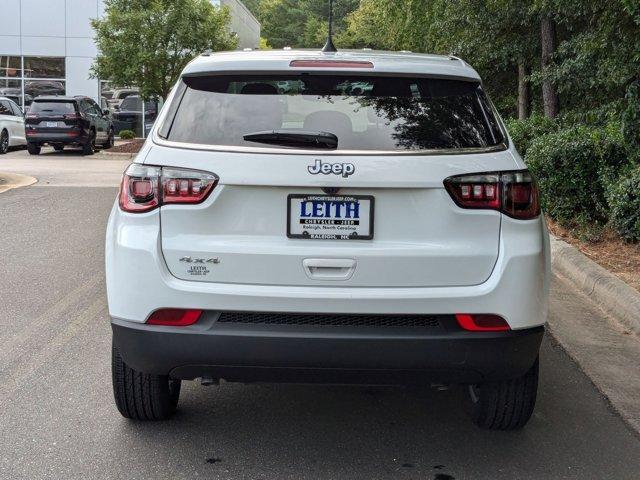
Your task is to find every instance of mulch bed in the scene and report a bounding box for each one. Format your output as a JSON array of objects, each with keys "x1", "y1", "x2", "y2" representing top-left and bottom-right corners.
[
  {"x1": 548, "y1": 219, "x2": 640, "y2": 292},
  {"x1": 108, "y1": 139, "x2": 145, "y2": 154}
]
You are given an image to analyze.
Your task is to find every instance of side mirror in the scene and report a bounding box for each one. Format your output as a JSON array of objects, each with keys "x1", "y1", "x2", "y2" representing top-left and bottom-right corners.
[{"x1": 103, "y1": 109, "x2": 110, "y2": 116}]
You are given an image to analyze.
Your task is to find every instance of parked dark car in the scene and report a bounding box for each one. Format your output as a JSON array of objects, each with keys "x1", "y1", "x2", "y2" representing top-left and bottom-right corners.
[
  {"x1": 25, "y1": 96, "x2": 114, "y2": 155},
  {"x1": 112, "y1": 95, "x2": 158, "y2": 137}
]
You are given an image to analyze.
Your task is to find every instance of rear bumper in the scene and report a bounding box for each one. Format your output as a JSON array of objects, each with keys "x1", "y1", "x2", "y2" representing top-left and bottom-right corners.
[
  {"x1": 26, "y1": 131, "x2": 89, "y2": 145},
  {"x1": 112, "y1": 315, "x2": 544, "y2": 384}
]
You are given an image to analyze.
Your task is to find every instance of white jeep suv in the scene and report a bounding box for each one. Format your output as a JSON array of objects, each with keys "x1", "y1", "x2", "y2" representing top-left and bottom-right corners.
[{"x1": 106, "y1": 50, "x2": 549, "y2": 430}]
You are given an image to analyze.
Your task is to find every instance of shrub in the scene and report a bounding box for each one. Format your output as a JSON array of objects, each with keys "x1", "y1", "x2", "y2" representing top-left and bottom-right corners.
[
  {"x1": 607, "y1": 165, "x2": 640, "y2": 242},
  {"x1": 505, "y1": 114, "x2": 559, "y2": 157},
  {"x1": 118, "y1": 130, "x2": 136, "y2": 140},
  {"x1": 526, "y1": 125, "x2": 628, "y2": 229}
]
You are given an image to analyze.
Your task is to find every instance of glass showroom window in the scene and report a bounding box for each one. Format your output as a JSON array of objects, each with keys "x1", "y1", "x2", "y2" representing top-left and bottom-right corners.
[
  {"x1": 0, "y1": 56, "x2": 24, "y2": 108},
  {"x1": 24, "y1": 57, "x2": 66, "y2": 105},
  {"x1": 0, "y1": 56, "x2": 65, "y2": 109}
]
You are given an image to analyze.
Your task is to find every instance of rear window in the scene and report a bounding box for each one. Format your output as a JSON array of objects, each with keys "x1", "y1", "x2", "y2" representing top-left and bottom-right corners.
[
  {"x1": 30, "y1": 101, "x2": 76, "y2": 115},
  {"x1": 161, "y1": 75, "x2": 505, "y2": 152}
]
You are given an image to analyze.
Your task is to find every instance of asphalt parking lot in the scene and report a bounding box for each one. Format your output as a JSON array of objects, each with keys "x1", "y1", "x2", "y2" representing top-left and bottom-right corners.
[{"x1": 1, "y1": 150, "x2": 639, "y2": 479}]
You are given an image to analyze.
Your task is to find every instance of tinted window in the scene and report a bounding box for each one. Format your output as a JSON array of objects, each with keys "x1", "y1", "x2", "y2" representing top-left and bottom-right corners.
[
  {"x1": 81, "y1": 99, "x2": 98, "y2": 114},
  {"x1": 0, "y1": 101, "x2": 12, "y2": 116},
  {"x1": 9, "y1": 101, "x2": 22, "y2": 116},
  {"x1": 30, "y1": 101, "x2": 76, "y2": 115},
  {"x1": 164, "y1": 75, "x2": 504, "y2": 151}
]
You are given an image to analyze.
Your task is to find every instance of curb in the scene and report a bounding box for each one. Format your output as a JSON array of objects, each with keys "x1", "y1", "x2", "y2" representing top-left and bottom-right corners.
[
  {"x1": 550, "y1": 236, "x2": 640, "y2": 335},
  {"x1": 0, "y1": 172, "x2": 37, "y2": 194},
  {"x1": 95, "y1": 151, "x2": 135, "y2": 160}
]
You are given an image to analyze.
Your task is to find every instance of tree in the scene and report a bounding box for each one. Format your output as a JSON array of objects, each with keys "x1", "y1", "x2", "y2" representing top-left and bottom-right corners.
[
  {"x1": 256, "y1": 0, "x2": 358, "y2": 49},
  {"x1": 257, "y1": 0, "x2": 308, "y2": 48},
  {"x1": 341, "y1": 0, "x2": 539, "y2": 118},
  {"x1": 92, "y1": 0, "x2": 237, "y2": 100},
  {"x1": 540, "y1": 14, "x2": 560, "y2": 117}
]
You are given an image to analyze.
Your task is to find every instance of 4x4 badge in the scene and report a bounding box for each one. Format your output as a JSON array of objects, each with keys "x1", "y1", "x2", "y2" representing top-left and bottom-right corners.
[
  {"x1": 308, "y1": 159, "x2": 355, "y2": 178},
  {"x1": 180, "y1": 257, "x2": 220, "y2": 264}
]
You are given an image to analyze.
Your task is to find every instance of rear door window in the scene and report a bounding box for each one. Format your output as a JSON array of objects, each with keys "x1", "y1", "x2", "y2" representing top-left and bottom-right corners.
[{"x1": 162, "y1": 74, "x2": 505, "y2": 152}]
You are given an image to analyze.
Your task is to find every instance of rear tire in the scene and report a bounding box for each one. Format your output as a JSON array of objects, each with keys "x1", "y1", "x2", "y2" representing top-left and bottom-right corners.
[
  {"x1": 0, "y1": 129, "x2": 8, "y2": 154},
  {"x1": 469, "y1": 357, "x2": 539, "y2": 430},
  {"x1": 112, "y1": 344, "x2": 181, "y2": 420},
  {"x1": 27, "y1": 143, "x2": 41, "y2": 155},
  {"x1": 82, "y1": 130, "x2": 95, "y2": 155},
  {"x1": 103, "y1": 129, "x2": 115, "y2": 149},
  {"x1": 53, "y1": 144, "x2": 64, "y2": 152}
]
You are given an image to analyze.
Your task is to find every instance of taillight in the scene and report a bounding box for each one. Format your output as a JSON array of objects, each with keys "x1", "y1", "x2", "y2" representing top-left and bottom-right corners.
[
  {"x1": 63, "y1": 113, "x2": 79, "y2": 120},
  {"x1": 118, "y1": 164, "x2": 218, "y2": 213},
  {"x1": 455, "y1": 314, "x2": 510, "y2": 332},
  {"x1": 147, "y1": 308, "x2": 202, "y2": 326},
  {"x1": 444, "y1": 170, "x2": 540, "y2": 220},
  {"x1": 25, "y1": 113, "x2": 37, "y2": 120}
]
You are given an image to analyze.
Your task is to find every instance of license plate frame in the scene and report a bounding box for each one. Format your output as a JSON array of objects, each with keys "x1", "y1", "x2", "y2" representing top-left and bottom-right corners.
[
  {"x1": 287, "y1": 194, "x2": 375, "y2": 240},
  {"x1": 45, "y1": 121, "x2": 58, "y2": 128}
]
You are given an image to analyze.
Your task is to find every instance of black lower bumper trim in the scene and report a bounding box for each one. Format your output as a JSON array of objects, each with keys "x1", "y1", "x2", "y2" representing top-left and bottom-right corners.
[{"x1": 111, "y1": 316, "x2": 544, "y2": 385}]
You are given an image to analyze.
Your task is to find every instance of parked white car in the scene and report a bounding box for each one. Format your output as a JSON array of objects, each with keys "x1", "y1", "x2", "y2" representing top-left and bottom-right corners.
[
  {"x1": 106, "y1": 50, "x2": 550, "y2": 430},
  {"x1": 0, "y1": 96, "x2": 27, "y2": 154},
  {"x1": 106, "y1": 88, "x2": 139, "y2": 111}
]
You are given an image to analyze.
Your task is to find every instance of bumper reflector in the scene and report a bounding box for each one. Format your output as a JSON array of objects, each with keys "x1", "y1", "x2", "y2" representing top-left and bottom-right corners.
[
  {"x1": 147, "y1": 309, "x2": 202, "y2": 326},
  {"x1": 455, "y1": 314, "x2": 510, "y2": 332}
]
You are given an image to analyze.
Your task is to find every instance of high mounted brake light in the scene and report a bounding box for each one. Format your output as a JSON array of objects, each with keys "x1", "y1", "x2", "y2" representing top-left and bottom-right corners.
[
  {"x1": 289, "y1": 60, "x2": 374, "y2": 69},
  {"x1": 444, "y1": 170, "x2": 540, "y2": 220},
  {"x1": 118, "y1": 164, "x2": 218, "y2": 213}
]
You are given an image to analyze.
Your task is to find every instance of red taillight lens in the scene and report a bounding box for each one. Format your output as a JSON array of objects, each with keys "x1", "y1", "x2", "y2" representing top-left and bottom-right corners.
[
  {"x1": 119, "y1": 165, "x2": 161, "y2": 213},
  {"x1": 444, "y1": 170, "x2": 540, "y2": 219},
  {"x1": 501, "y1": 172, "x2": 540, "y2": 219},
  {"x1": 25, "y1": 113, "x2": 38, "y2": 120},
  {"x1": 455, "y1": 314, "x2": 510, "y2": 332},
  {"x1": 118, "y1": 164, "x2": 218, "y2": 213},
  {"x1": 63, "y1": 113, "x2": 79, "y2": 120},
  {"x1": 147, "y1": 309, "x2": 202, "y2": 326},
  {"x1": 161, "y1": 167, "x2": 218, "y2": 204}
]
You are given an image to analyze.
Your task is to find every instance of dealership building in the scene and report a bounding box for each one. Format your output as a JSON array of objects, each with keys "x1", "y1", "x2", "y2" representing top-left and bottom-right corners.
[{"x1": 0, "y1": 0, "x2": 260, "y2": 112}]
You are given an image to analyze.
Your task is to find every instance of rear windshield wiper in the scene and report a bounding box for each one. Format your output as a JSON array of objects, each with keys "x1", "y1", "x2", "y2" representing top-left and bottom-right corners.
[{"x1": 243, "y1": 129, "x2": 338, "y2": 149}]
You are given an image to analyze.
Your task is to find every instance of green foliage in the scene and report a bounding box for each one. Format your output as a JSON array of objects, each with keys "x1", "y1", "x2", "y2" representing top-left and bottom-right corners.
[
  {"x1": 92, "y1": 0, "x2": 237, "y2": 100},
  {"x1": 526, "y1": 125, "x2": 628, "y2": 228},
  {"x1": 256, "y1": 0, "x2": 358, "y2": 49},
  {"x1": 118, "y1": 130, "x2": 136, "y2": 140},
  {"x1": 622, "y1": 81, "x2": 640, "y2": 159},
  {"x1": 505, "y1": 114, "x2": 559, "y2": 157},
  {"x1": 607, "y1": 165, "x2": 640, "y2": 242}
]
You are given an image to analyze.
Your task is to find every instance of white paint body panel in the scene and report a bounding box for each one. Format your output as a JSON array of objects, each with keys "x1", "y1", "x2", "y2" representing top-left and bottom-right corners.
[
  {"x1": 106, "y1": 203, "x2": 549, "y2": 329},
  {"x1": 0, "y1": 98, "x2": 27, "y2": 147},
  {"x1": 106, "y1": 51, "x2": 549, "y2": 331}
]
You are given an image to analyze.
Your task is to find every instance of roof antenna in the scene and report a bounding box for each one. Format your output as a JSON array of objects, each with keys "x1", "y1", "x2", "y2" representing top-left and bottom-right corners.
[{"x1": 322, "y1": 0, "x2": 337, "y2": 53}]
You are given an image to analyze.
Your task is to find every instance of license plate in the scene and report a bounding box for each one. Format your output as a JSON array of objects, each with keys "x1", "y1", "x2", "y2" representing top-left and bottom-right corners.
[
  {"x1": 45, "y1": 121, "x2": 58, "y2": 128},
  {"x1": 287, "y1": 194, "x2": 374, "y2": 240}
]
